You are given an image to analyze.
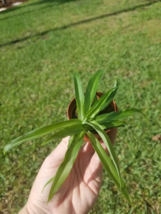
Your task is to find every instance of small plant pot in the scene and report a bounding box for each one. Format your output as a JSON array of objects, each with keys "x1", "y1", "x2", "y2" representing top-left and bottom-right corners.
[{"x1": 67, "y1": 92, "x2": 118, "y2": 143}]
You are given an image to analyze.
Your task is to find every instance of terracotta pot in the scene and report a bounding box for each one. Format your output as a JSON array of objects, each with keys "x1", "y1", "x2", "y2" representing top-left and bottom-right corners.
[{"x1": 67, "y1": 92, "x2": 118, "y2": 143}]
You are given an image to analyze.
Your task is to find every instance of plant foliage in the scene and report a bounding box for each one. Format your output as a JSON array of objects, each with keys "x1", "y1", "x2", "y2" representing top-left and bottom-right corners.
[{"x1": 4, "y1": 71, "x2": 143, "y2": 204}]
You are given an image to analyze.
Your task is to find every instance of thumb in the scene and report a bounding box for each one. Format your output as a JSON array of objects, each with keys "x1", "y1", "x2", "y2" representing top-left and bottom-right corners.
[{"x1": 46, "y1": 136, "x2": 69, "y2": 164}]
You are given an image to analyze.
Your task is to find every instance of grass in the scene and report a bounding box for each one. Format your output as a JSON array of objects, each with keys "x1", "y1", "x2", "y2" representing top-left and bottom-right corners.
[{"x1": 0, "y1": 0, "x2": 161, "y2": 213}]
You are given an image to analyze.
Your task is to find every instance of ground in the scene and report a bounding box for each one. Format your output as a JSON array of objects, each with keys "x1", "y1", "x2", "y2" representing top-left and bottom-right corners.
[{"x1": 0, "y1": 0, "x2": 161, "y2": 213}]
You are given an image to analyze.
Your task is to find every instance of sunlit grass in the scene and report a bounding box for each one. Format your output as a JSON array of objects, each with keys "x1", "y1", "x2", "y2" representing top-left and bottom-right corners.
[{"x1": 0, "y1": 0, "x2": 161, "y2": 213}]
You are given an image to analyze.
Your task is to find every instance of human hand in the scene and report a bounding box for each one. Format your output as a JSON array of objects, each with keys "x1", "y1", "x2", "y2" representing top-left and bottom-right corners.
[{"x1": 20, "y1": 128, "x2": 117, "y2": 214}]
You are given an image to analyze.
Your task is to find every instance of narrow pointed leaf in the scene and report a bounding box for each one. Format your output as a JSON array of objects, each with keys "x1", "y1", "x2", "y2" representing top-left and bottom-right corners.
[
  {"x1": 84, "y1": 85, "x2": 118, "y2": 120},
  {"x1": 48, "y1": 131, "x2": 85, "y2": 202},
  {"x1": 68, "y1": 135, "x2": 74, "y2": 148},
  {"x1": 74, "y1": 73, "x2": 84, "y2": 119},
  {"x1": 4, "y1": 119, "x2": 81, "y2": 154},
  {"x1": 99, "y1": 80, "x2": 118, "y2": 112},
  {"x1": 85, "y1": 120, "x2": 121, "y2": 187},
  {"x1": 87, "y1": 131, "x2": 119, "y2": 182},
  {"x1": 87, "y1": 131, "x2": 132, "y2": 205},
  {"x1": 84, "y1": 70, "x2": 103, "y2": 115},
  {"x1": 42, "y1": 176, "x2": 55, "y2": 193},
  {"x1": 93, "y1": 94, "x2": 98, "y2": 105},
  {"x1": 99, "y1": 120, "x2": 126, "y2": 130},
  {"x1": 96, "y1": 108, "x2": 143, "y2": 124},
  {"x1": 113, "y1": 79, "x2": 118, "y2": 88},
  {"x1": 41, "y1": 124, "x2": 85, "y2": 146}
]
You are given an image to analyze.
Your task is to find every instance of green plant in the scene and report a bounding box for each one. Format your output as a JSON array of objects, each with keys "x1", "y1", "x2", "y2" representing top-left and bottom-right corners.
[{"x1": 4, "y1": 70, "x2": 142, "y2": 204}]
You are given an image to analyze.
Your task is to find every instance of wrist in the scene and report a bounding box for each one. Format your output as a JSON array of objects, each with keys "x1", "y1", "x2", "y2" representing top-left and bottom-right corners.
[
  {"x1": 19, "y1": 205, "x2": 29, "y2": 214},
  {"x1": 25, "y1": 201, "x2": 48, "y2": 214}
]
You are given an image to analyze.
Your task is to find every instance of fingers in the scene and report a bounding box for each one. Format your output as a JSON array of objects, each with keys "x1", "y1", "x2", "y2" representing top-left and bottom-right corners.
[
  {"x1": 86, "y1": 142, "x2": 106, "y2": 183},
  {"x1": 84, "y1": 143, "x2": 103, "y2": 195},
  {"x1": 89, "y1": 150, "x2": 103, "y2": 183},
  {"x1": 89, "y1": 142, "x2": 107, "y2": 179},
  {"x1": 81, "y1": 141, "x2": 95, "y2": 155},
  {"x1": 87, "y1": 127, "x2": 118, "y2": 186},
  {"x1": 61, "y1": 136, "x2": 70, "y2": 145}
]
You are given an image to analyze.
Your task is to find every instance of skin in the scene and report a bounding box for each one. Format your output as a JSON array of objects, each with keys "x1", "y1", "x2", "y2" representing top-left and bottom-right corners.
[{"x1": 19, "y1": 128, "x2": 117, "y2": 214}]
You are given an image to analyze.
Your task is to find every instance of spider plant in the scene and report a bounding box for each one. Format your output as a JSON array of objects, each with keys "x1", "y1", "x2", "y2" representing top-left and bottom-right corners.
[{"x1": 4, "y1": 70, "x2": 142, "y2": 204}]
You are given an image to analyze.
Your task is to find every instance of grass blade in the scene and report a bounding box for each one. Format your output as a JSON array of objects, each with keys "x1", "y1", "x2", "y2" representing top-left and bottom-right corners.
[
  {"x1": 96, "y1": 108, "x2": 143, "y2": 124},
  {"x1": 74, "y1": 73, "x2": 84, "y2": 120},
  {"x1": 48, "y1": 131, "x2": 85, "y2": 202},
  {"x1": 84, "y1": 85, "x2": 118, "y2": 120},
  {"x1": 87, "y1": 131, "x2": 132, "y2": 205},
  {"x1": 85, "y1": 120, "x2": 121, "y2": 187},
  {"x1": 99, "y1": 120, "x2": 126, "y2": 130},
  {"x1": 84, "y1": 70, "x2": 103, "y2": 115},
  {"x1": 41, "y1": 124, "x2": 85, "y2": 146},
  {"x1": 4, "y1": 119, "x2": 81, "y2": 154}
]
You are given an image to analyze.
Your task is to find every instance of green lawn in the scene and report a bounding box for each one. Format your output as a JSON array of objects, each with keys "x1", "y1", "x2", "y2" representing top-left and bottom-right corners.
[{"x1": 0, "y1": 0, "x2": 161, "y2": 213}]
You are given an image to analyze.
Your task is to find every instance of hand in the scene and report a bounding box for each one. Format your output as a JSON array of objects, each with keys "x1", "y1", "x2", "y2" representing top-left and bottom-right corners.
[{"x1": 20, "y1": 128, "x2": 117, "y2": 214}]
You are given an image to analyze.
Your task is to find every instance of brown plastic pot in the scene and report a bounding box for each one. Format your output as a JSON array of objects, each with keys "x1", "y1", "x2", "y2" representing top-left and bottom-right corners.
[{"x1": 67, "y1": 92, "x2": 118, "y2": 144}]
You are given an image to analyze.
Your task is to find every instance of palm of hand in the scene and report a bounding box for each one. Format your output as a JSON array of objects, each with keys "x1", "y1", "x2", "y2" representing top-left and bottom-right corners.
[{"x1": 27, "y1": 137, "x2": 103, "y2": 214}]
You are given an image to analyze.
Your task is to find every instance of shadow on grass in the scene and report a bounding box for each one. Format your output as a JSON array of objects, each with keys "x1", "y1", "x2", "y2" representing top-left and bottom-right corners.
[{"x1": 0, "y1": 0, "x2": 161, "y2": 48}]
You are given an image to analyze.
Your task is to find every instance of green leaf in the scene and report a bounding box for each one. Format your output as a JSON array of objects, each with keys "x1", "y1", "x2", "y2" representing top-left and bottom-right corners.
[
  {"x1": 74, "y1": 73, "x2": 84, "y2": 120},
  {"x1": 99, "y1": 80, "x2": 118, "y2": 112},
  {"x1": 41, "y1": 124, "x2": 86, "y2": 146},
  {"x1": 87, "y1": 131, "x2": 132, "y2": 205},
  {"x1": 99, "y1": 120, "x2": 126, "y2": 130},
  {"x1": 42, "y1": 176, "x2": 55, "y2": 193},
  {"x1": 96, "y1": 108, "x2": 143, "y2": 124},
  {"x1": 85, "y1": 120, "x2": 121, "y2": 187},
  {"x1": 84, "y1": 70, "x2": 103, "y2": 115},
  {"x1": 4, "y1": 119, "x2": 81, "y2": 154},
  {"x1": 84, "y1": 85, "x2": 118, "y2": 120},
  {"x1": 48, "y1": 131, "x2": 85, "y2": 202},
  {"x1": 113, "y1": 79, "x2": 118, "y2": 88},
  {"x1": 68, "y1": 135, "x2": 74, "y2": 148},
  {"x1": 93, "y1": 93, "x2": 98, "y2": 105}
]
